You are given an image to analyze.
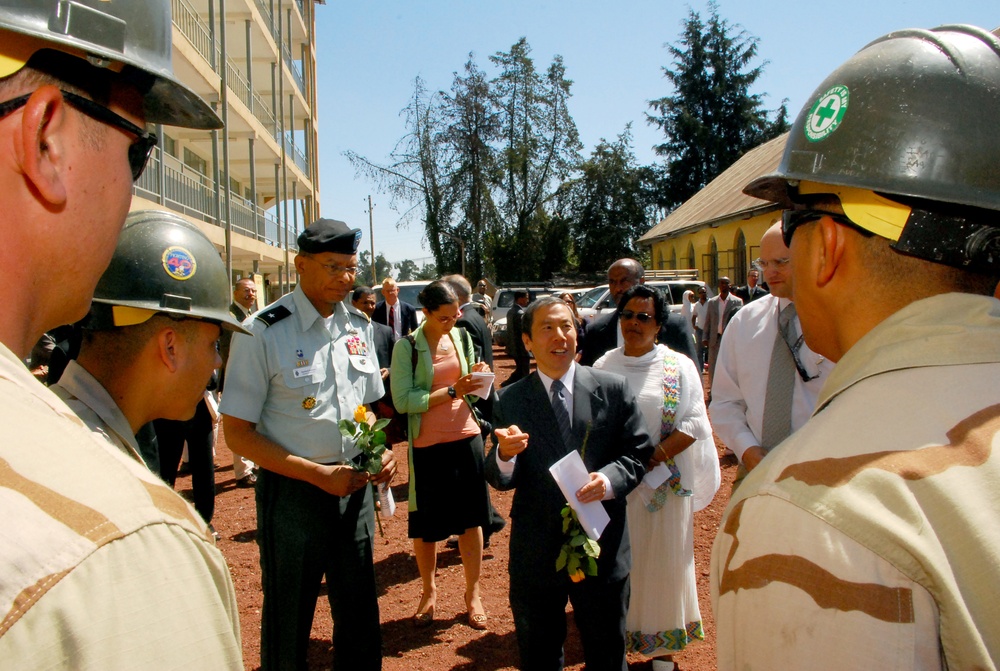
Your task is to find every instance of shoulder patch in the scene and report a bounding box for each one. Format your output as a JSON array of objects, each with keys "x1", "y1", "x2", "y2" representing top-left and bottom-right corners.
[{"x1": 255, "y1": 305, "x2": 292, "y2": 327}]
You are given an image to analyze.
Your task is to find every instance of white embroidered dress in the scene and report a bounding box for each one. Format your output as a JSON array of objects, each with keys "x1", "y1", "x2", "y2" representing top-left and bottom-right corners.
[{"x1": 595, "y1": 344, "x2": 719, "y2": 655}]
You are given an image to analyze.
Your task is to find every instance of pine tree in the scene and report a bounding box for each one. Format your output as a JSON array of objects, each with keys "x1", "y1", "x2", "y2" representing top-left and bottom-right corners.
[{"x1": 646, "y1": 1, "x2": 788, "y2": 210}]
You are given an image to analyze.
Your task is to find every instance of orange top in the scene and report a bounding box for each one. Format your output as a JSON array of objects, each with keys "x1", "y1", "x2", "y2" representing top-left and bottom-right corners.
[{"x1": 412, "y1": 349, "x2": 479, "y2": 447}]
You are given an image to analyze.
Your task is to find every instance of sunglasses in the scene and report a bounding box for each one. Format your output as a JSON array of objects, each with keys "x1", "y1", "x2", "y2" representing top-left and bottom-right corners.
[
  {"x1": 620, "y1": 310, "x2": 655, "y2": 323},
  {"x1": 781, "y1": 208, "x2": 859, "y2": 247},
  {"x1": 0, "y1": 89, "x2": 157, "y2": 181}
]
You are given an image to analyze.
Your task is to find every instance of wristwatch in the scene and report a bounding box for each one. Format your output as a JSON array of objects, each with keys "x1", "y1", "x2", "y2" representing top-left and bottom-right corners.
[{"x1": 447, "y1": 386, "x2": 457, "y2": 398}]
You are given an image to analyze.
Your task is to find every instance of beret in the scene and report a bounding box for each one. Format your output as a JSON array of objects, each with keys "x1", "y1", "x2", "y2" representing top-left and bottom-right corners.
[{"x1": 297, "y1": 219, "x2": 362, "y2": 255}]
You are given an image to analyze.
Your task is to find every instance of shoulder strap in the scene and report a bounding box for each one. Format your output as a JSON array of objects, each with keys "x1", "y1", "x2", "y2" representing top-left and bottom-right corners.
[{"x1": 255, "y1": 304, "x2": 291, "y2": 327}]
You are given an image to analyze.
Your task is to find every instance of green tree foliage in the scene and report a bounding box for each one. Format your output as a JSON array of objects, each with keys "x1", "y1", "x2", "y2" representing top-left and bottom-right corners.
[
  {"x1": 647, "y1": 1, "x2": 788, "y2": 210},
  {"x1": 489, "y1": 38, "x2": 581, "y2": 281},
  {"x1": 345, "y1": 39, "x2": 580, "y2": 282},
  {"x1": 356, "y1": 250, "x2": 393, "y2": 287},
  {"x1": 395, "y1": 259, "x2": 419, "y2": 282},
  {"x1": 554, "y1": 127, "x2": 654, "y2": 273},
  {"x1": 441, "y1": 57, "x2": 500, "y2": 281},
  {"x1": 415, "y1": 262, "x2": 438, "y2": 280}
]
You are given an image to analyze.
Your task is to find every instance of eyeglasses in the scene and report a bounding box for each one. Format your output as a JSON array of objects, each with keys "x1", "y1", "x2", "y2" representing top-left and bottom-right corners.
[
  {"x1": 303, "y1": 256, "x2": 357, "y2": 276},
  {"x1": 754, "y1": 256, "x2": 790, "y2": 271},
  {"x1": 620, "y1": 310, "x2": 655, "y2": 323},
  {"x1": 788, "y1": 333, "x2": 820, "y2": 382},
  {"x1": 781, "y1": 208, "x2": 855, "y2": 247},
  {"x1": 0, "y1": 90, "x2": 157, "y2": 181}
]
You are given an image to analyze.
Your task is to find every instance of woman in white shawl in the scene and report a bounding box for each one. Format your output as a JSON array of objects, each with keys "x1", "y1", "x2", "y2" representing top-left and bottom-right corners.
[{"x1": 594, "y1": 284, "x2": 720, "y2": 671}]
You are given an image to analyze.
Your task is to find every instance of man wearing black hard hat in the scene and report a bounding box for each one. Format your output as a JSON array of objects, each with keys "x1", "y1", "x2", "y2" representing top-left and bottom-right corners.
[
  {"x1": 711, "y1": 25, "x2": 1000, "y2": 670},
  {"x1": 0, "y1": 2, "x2": 240, "y2": 668},
  {"x1": 223, "y1": 218, "x2": 396, "y2": 670}
]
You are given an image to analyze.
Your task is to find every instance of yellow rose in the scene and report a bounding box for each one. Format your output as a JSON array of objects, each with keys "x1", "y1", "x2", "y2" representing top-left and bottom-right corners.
[
  {"x1": 354, "y1": 405, "x2": 368, "y2": 424},
  {"x1": 569, "y1": 568, "x2": 586, "y2": 583}
]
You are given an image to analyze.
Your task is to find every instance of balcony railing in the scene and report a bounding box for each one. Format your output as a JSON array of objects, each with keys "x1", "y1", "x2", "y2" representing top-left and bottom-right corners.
[
  {"x1": 281, "y1": 133, "x2": 309, "y2": 174},
  {"x1": 172, "y1": 0, "x2": 219, "y2": 68},
  {"x1": 135, "y1": 151, "x2": 291, "y2": 249}
]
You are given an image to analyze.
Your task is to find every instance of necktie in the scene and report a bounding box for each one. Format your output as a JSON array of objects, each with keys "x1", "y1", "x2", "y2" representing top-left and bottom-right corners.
[
  {"x1": 760, "y1": 303, "x2": 797, "y2": 449},
  {"x1": 550, "y1": 379, "x2": 573, "y2": 448},
  {"x1": 388, "y1": 303, "x2": 396, "y2": 337}
]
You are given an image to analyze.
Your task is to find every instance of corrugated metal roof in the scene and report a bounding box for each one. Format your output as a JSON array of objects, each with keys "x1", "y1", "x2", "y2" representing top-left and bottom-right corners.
[{"x1": 639, "y1": 133, "x2": 787, "y2": 245}]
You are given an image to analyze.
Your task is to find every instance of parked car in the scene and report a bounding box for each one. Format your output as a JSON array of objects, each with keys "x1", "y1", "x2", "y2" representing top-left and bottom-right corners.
[{"x1": 576, "y1": 279, "x2": 712, "y2": 319}]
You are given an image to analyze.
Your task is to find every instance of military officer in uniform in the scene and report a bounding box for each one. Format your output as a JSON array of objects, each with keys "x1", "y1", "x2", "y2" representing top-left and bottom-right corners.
[{"x1": 222, "y1": 218, "x2": 397, "y2": 671}]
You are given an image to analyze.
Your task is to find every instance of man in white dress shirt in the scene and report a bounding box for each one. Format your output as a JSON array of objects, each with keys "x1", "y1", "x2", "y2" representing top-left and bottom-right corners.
[{"x1": 709, "y1": 222, "x2": 834, "y2": 480}]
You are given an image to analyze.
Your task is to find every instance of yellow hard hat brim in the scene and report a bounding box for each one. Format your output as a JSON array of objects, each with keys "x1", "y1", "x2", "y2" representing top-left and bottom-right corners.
[{"x1": 798, "y1": 181, "x2": 911, "y2": 242}]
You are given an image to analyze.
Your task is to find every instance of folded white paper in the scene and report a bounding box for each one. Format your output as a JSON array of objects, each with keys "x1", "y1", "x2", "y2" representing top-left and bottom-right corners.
[
  {"x1": 468, "y1": 372, "x2": 495, "y2": 397},
  {"x1": 378, "y1": 482, "x2": 396, "y2": 517},
  {"x1": 634, "y1": 463, "x2": 669, "y2": 508},
  {"x1": 548, "y1": 450, "x2": 610, "y2": 540}
]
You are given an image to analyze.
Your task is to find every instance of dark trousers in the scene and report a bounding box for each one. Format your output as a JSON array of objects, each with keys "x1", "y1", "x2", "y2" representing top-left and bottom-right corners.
[
  {"x1": 257, "y1": 469, "x2": 381, "y2": 671},
  {"x1": 155, "y1": 398, "x2": 215, "y2": 524},
  {"x1": 510, "y1": 573, "x2": 630, "y2": 671}
]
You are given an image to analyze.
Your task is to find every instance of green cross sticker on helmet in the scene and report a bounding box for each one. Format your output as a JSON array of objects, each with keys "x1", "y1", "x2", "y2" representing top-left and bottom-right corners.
[{"x1": 805, "y1": 85, "x2": 849, "y2": 142}]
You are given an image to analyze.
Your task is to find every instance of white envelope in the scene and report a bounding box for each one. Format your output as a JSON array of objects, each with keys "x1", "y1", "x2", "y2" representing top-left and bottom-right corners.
[{"x1": 548, "y1": 450, "x2": 610, "y2": 540}]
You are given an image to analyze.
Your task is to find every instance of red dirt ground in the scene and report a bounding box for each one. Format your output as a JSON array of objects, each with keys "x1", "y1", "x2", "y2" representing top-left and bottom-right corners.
[{"x1": 189, "y1": 348, "x2": 736, "y2": 671}]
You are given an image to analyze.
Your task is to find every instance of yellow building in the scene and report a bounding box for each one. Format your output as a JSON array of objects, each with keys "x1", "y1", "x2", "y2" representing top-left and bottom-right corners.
[
  {"x1": 131, "y1": 0, "x2": 324, "y2": 301},
  {"x1": 639, "y1": 133, "x2": 787, "y2": 288}
]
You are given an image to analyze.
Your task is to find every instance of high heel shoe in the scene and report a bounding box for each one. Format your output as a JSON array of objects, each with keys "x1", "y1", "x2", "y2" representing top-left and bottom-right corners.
[
  {"x1": 413, "y1": 593, "x2": 435, "y2": 627},
  {"x1": 464, "y1": 592, "x2": 487, "y2": 630}
]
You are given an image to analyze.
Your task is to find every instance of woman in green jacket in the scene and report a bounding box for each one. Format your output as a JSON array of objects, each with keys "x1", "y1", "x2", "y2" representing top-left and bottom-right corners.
[{"x1": 391, "y1": 280, "x2": 492, "y2": 630}]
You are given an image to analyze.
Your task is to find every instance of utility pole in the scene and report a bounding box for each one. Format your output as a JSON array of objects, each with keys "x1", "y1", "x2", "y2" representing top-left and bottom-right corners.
[{"x1": 367, "y1": 195, "x2": 376, "y2": 284}]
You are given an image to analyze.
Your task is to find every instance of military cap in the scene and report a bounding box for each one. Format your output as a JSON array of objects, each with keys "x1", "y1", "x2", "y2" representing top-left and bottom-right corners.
[{"x1": 297, "y1": 219, "x2": 362, "y2": 255}]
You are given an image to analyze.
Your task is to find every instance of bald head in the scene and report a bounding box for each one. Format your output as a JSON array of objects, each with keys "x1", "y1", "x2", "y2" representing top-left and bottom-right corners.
[
  {"x1": 608, "y1": 258, "x2": 645, "y2": 306},
  {"x1": 760, "y1": 222, "x2": 793, "y2": 299}
]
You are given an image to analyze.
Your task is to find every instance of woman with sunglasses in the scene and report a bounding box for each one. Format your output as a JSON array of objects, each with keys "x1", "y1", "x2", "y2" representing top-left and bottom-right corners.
[
  {"x1": 391, "y1": 280, "x2": 492, "y2": 630},
  {"x1": 593, "y1": 284, "x2": 720, "y2": 671}
]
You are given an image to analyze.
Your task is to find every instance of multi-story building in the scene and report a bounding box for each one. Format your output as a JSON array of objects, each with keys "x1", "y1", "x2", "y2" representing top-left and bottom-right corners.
[{"x1": 131, "y1": 0, "x2": 324, "y2": 303}]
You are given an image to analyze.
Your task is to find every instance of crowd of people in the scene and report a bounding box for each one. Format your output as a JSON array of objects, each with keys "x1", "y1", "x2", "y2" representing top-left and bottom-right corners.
[{"x1": 0, "y1": 3, "x2": 998, "y2": 670}]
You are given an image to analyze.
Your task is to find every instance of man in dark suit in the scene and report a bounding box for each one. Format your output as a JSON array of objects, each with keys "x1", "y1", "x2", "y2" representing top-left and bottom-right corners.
[
  {"x1": 373, "y1": 277, "x2": 418, "y2": 341},
  {"x1": 732, "y1": 268, "x2": 769, "y2": 304},
  {"x1": 486, "y1": 296, "x2": 653, "y2": 670},
  {"x1": 504, "y1": 289, "x2": 531, "y2": 385},
  {"x1": 579, "y1": 258, "x2": 698, "y2": 368},
  {"x1": 443, "y1": 274, "x2": 506, "y2": 546}
]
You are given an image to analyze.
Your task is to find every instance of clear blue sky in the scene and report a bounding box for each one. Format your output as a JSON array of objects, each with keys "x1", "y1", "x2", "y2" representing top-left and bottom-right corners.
[{"x1": 314, "y1": 1, "x2": 996, "y2": 270}]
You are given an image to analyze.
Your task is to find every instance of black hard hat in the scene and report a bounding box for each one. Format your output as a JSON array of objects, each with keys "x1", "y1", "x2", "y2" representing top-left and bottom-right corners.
[
  {"x1": 744, "y1": 25, "x2": 1000, "y2": 272},
  {"x1": 90, "y1": 210, "x2": 250, "y2": 334}
]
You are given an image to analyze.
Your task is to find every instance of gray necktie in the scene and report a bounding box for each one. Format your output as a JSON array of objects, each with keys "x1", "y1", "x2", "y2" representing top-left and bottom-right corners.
[
  {"x1": 550, "y1": 379, "x2": 573, "y2": 447},
  {"x1": 760, "y1": 303, "x2": 798, "y2": 449}
]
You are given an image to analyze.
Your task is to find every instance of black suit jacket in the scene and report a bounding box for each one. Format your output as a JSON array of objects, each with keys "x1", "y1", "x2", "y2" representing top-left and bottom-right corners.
[
  {"x1": 457, "y1": 305, "x2": 493, "y2": 367},
  {"x1": 507, "y1": 302, "x2": 529, "y2": 361},
  {"x1": 372, "y1": 300, "x2": 418, "y2": 339},
  {"x1": 485, "y1": 366, "x2": 653, "y2": 585},
  {"x1": 579, "y1": 310, "x2": 698, "y2": 368},
  {"x1": 733, "y1": 284, "x2": 769, "y2": 304}
]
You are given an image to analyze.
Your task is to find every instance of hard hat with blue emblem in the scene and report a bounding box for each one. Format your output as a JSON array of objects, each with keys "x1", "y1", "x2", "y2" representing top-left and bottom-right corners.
[{"x1": 89, "y1": 210, "x2": 251, "y2": 334}]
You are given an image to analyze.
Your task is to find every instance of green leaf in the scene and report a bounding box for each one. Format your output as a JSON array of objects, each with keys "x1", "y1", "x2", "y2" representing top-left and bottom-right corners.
[
  {"x1": 570, "y1": 534, "x2": 586, "y2": 547},
  {"x1": 585, "y1": 556, "x2": 598, "y2": 576},
  {"x1": 338, "y1": 420, "x2": 357, "y2": 438},
  {"x1": 371, "y1": 431, "x2": 387, "y2": 446},
  {"x1": 555, "y1": 549, "x2": 568, "y2": 570},
  {"x1": 372, "y1": 418, "x2": 391, "y2": 431}
]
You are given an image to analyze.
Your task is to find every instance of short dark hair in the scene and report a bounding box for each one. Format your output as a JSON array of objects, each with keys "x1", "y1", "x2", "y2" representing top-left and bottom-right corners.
[
  {"x1": 351, "y1": 286, "x2": 375, "y2": 302},
  {"x1": 523, "y1": 295, "x2": 571, "y2": 335},
  {"x1": 513, "y1": 289, "x2": 529, "y2": 300},
  {"x1": 616, "y1": 284, "x2": 667, "y2": 326},
  {"x1": 418, "y1": 280, "x2": 458, "y2": 312}
]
